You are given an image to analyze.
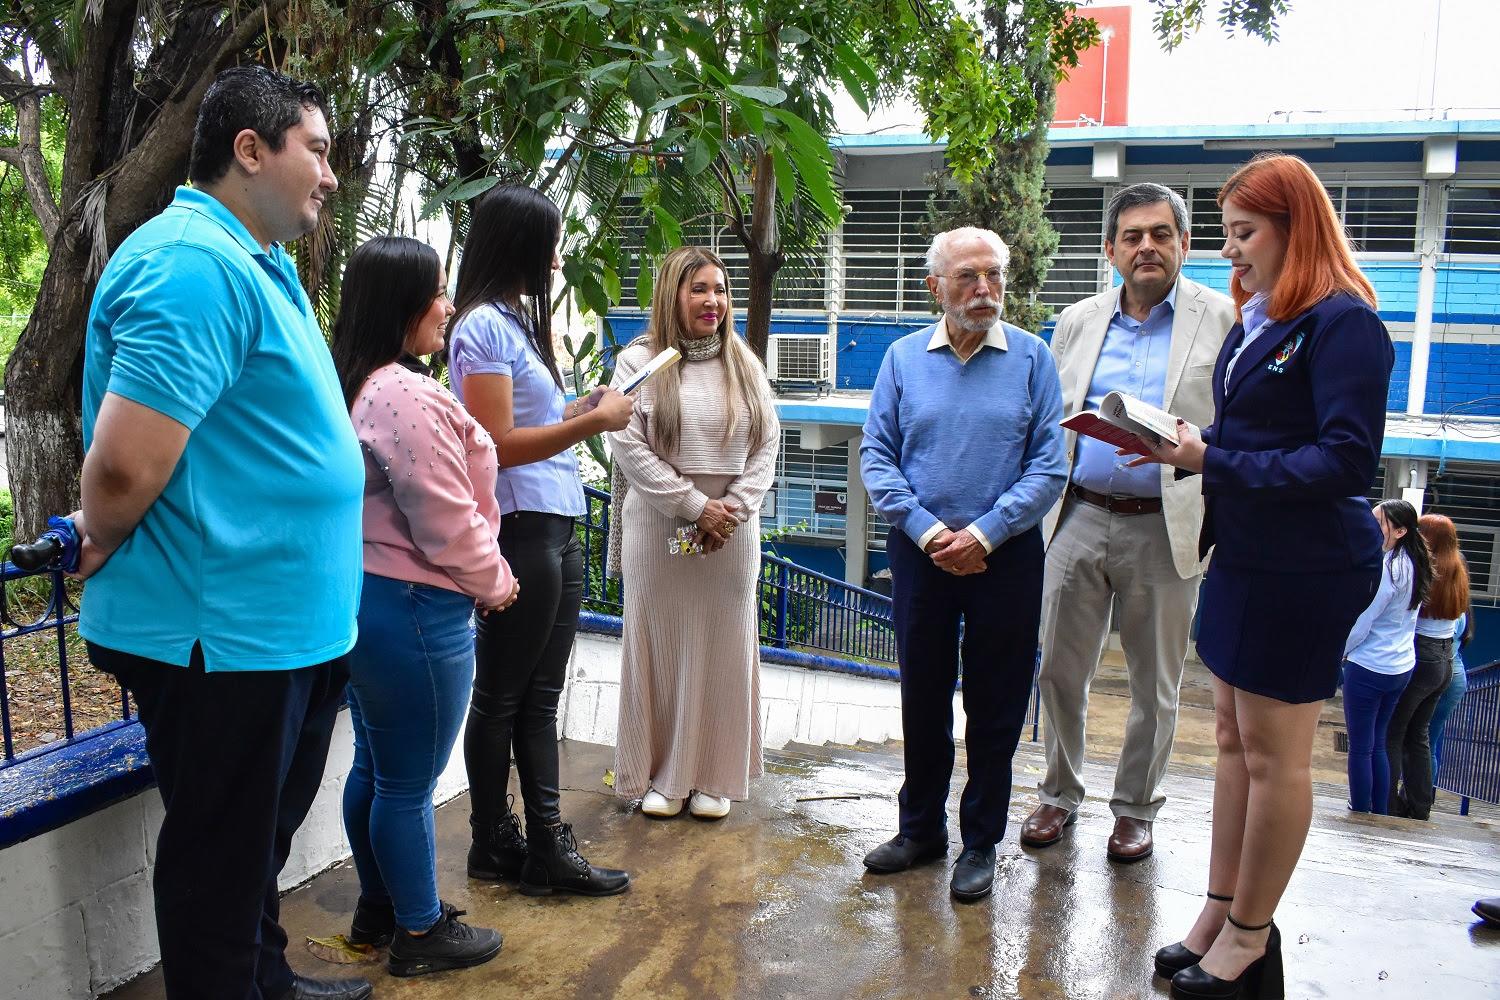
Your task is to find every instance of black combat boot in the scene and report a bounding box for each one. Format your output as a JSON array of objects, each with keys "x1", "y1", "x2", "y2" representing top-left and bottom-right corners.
[
  {"x1": 518, "y1": 821, "x2": 630, "y2": 897},
  {"x1": 467, "y1": 805, "x2": 527, "y2": 881}
]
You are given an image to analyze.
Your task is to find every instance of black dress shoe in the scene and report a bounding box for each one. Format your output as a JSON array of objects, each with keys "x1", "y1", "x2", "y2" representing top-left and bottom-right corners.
[
  {"x1": 949, "y1": 847, "x2": 996, "y2": 902},
  {"x1": 281, "y1": 973, "x2": 374, "y2": 1000},
  {"x1": 1155, "y1": 891, "x2": 1232, "y2": 978},
  {"x1": 1171, "y1": 920, "x2": 1283, "y2": 999},
  {"x1": 862, "y1": 833, "x2": 948, "y2": 874},
  {"x1": 1154, "y1": 942, "x2": 1203, "y2": 979},
  {"x1": 1474, "y1": 897, "x2": 1500, "y2": 926}
]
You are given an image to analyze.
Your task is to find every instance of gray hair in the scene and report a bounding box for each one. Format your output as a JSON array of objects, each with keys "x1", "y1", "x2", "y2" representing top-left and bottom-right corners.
[
  {"x1": 926, "y1": 227, "x2": 1011, "y2": 276},
  {"x1": 1105, "y1": 183, "x2": 1190, "y2": 244}
]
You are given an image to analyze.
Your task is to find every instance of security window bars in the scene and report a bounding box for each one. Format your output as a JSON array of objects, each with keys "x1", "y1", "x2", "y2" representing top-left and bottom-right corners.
[
  {"x1": 1424, "y1": 464, "x2": 1500, "y2": 604},
  {"x1": 1443, "y1": 186, "x2": 1500, "y2": 257},
  {"x1": 1040, "y1": 186, "x2": 1108, "y2": 313},
  {"x1": 762, "y1": 428, "x2": 850, "y2": 539},
  {"x1": 1336, "y1": 185, "x2": 1421, "y2": 254},
  {"x1": 841, "y1": 188, "x2": 948, "y2": 316},
  {"x1": 613, "y1": 197, "x2": 826, "y2": 311}
]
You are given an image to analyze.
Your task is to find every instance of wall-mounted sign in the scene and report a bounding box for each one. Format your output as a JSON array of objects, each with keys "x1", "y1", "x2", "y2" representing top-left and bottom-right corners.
[{"x1": 814, "y1": 490, "x2": 848, "y2": 515}]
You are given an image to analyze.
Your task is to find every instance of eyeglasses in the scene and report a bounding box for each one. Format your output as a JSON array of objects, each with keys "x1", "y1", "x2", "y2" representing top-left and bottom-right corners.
[{"x1": 934, "y1": 268, "x2": 1003, "y2": 289}]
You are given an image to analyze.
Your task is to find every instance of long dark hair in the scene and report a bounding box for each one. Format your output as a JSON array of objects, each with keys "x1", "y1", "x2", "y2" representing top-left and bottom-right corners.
[
  {"x1": 1419, "y1": 513, "x2": 1471, "y2": 619},
  {"x1": 330, "y1": 236, "x2": 443, "y2": 409},
  {"x1": 1376, "y1": 499, "x2": 1433, "y2": 611},
  {"x1": 451, "y1": 183, "x2": 563, "y2": 388}
]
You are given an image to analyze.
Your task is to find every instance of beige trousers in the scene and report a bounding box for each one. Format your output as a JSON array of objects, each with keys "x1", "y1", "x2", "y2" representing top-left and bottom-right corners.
[{"x1": 1037, "y1": 500, "x2": 1201, "y2": 820}]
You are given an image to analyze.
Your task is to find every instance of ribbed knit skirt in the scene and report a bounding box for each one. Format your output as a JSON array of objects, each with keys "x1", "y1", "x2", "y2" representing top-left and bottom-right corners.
[{"x1": 613, "y1": 473, "x2": 763, "y2": 801}]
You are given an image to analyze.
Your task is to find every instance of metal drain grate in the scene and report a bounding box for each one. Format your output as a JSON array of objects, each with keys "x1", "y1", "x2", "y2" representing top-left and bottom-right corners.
[{"x1": 1334, "y1": 730, "x2": 1349, "y2": 754}]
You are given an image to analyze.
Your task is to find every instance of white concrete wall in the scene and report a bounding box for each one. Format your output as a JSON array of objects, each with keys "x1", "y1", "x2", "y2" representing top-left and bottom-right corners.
[{"x1": 0, "y1": 630, "x2": 909, "y2": 998}]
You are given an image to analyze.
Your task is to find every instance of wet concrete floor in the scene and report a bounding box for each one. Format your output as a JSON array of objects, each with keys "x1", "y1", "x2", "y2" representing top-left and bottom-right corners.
[{"x1": 108, "y1": 719, "x2": 1500, "y2": 999}]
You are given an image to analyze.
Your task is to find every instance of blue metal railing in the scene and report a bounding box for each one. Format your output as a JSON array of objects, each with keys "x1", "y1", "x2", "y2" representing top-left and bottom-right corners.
[
  {"x1": 756, "y1": 555, "x2": 897, "y2": 664},
  {"x1": 0, "y1": 563, "x2": 132, "y2": 769},
  {"x1": 1436, "y1": 659, "x2": 1500, "y2": 814},
  {"x1": 580, "y1": 485, "x2": 896, "y2": 666}
]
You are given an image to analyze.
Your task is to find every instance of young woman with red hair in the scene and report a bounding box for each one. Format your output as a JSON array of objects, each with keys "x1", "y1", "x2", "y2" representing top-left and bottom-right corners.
[
  {"x1": 1133, "y1": 153, "x2": 1394, "y2": 999},
  {"x1": 1385, "y1": 513, "x2": 1470, "y2": 820}
]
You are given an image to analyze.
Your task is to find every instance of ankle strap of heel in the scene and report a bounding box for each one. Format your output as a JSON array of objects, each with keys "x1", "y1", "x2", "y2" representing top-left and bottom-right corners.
[
  {"x1": 1226, "y1": 912, "x2": 1273, "y2": 931},
  {"x1": 1206, "y1": 891, "x2": 1234, "y2": 903}
]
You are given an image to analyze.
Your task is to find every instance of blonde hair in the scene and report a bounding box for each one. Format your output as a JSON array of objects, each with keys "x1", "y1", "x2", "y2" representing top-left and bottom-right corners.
[{"x1": 642, "y1": 246, "x2": 772, "y2": 455}]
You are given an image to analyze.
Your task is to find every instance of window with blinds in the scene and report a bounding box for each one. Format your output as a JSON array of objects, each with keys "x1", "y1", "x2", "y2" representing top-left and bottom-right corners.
[
  {"x1": 1040, "y1": 186, "x2": 1107, "y2": 312},
  {"x1": 841, "y1": 189, "x2": 945, "y2": 315},
  {"x1": 1443, "y1": 186, "x2": 1500, "y2": 256}
]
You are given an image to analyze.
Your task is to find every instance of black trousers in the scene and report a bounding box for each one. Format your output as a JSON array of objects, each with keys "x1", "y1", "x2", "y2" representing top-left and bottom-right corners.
[
  {"x1": 464, "y1": 511, "x2": 583, "y2": 828},
  {"x1": 1388, "y1": 633, "x2": 1455, "y2": 819},
  {"x1": 887, "y1": 526, "x2": 1044, "y2": 851},
  {"x1": 88, "y1": 642, "x2": 348, "y2": 1000}
]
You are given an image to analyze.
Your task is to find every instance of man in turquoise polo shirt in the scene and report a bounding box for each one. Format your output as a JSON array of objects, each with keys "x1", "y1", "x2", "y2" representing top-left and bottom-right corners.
[{"x1": 75, "y1": 67, "x2": 370, "y2": 1000}]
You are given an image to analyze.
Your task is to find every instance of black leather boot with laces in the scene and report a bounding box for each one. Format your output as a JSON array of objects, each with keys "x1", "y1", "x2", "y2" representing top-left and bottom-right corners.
[
  {"x1": 519, "y1": 821, "x2": 630, "y2": 897},
  {"x1": 467, "y1": 806, "x2": 528, "y2": 881}
]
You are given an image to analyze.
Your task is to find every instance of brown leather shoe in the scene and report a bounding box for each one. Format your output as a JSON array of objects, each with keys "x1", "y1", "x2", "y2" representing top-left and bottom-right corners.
[
  {"x1": 1019, "y1": 803, "x2": 1076, "y2": 848},
  {"x1": 1106, "y1": 816, "x2": 1153, "y2": 862}
]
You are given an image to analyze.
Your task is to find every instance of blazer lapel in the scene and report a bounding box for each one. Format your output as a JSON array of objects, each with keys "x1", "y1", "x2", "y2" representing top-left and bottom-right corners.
[
  {"x1": 1162, "y1": 281, "x2": 1205, "y2": 412},
  {"x1": 1225, "y1": 316, "x2": 1294, "y2": 400},
  {"x1": 1069, "y1": 286, "x2": 1119, "y2": 415}
]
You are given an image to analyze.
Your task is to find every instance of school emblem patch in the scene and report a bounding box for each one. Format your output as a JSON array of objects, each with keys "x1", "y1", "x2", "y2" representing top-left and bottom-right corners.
[{"x1": 1266, "y1": 331, "x2": 1306, "y2": 374}]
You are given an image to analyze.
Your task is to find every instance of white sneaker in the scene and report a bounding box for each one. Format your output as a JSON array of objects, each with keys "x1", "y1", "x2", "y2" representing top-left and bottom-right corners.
[
  {"x1": 641, "y1": 789, "x2": 682, "y2": 817},
  {"x1": 688, "y1": 792, "x2": 731, "y2": 820}
]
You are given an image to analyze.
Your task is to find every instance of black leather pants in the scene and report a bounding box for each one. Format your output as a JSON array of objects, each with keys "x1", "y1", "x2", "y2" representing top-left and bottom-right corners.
[{"x1": 464, "y1": 511, "x2": 583, "y2": 828}]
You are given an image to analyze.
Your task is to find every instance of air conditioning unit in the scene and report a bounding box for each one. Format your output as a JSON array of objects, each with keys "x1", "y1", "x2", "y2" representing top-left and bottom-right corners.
[{"x1": 767, "y1": 332, "x2": 834, "y2": 393}]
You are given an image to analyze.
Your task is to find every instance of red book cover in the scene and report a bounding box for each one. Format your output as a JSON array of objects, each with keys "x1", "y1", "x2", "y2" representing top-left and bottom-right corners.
[{"x1": 1060, "y1": 412, "x2": 1154, "y2": 457}]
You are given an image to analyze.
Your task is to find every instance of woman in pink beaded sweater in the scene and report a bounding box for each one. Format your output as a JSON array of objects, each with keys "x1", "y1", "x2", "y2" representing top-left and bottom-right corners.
[{"x1": 329, "y1": 236, "x2": 519, "y2": 979}]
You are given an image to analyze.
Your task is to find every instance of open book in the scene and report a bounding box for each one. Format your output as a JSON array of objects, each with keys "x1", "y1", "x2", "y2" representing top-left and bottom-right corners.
[
  {"x1": 1059, "y1": 391, "x2": 1180, "y2": 458},
  {"x1": 618, "y1": 347, "x2": 681, "y2": 395}
]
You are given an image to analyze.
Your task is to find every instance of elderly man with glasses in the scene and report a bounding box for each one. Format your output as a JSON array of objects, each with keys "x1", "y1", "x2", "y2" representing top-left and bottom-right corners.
[{"x1": 859, "y1": 226, "x2": 1067, "y2": 902}]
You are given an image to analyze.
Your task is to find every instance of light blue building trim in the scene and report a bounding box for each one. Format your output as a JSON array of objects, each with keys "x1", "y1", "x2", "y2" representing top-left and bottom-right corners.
[{"x1": 835, "y1": 119, "x2": 1500, "y2": 151}]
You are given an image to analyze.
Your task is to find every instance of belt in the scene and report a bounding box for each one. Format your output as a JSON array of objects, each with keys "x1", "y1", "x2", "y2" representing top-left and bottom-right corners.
[{"x1": 1068, "y1": 483, "x2": 1162, "y2": 516}]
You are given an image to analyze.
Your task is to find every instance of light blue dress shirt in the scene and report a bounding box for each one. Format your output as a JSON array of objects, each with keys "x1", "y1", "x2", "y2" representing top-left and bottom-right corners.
[
  {"x1": 448, "y1": 302, "x2": 586, "y2": 518},
  {"x1": 80, "y1": 187, "x2": 365, "y2": 671},
  {"x1": 1343, "y1": 548, "x2": 1418, "y2": 675},
  {"x1": 1223, "y1": 291, "x2": 1274, "y2": 391},
  {"x1": 1071, "y1": 283, "x2": 1177, "y2": 498}
]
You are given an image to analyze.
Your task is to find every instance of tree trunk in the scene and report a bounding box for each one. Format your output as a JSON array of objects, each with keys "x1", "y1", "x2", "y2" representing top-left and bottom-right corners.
[
  {"x1": 4, "y1": 240, "x2": 91, "y2": 540},
  {"x1": 741, "y1": 147, "x2": 782, "y2": 361}
]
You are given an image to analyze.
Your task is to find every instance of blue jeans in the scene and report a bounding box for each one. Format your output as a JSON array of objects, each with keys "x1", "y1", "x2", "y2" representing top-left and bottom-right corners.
[
  {"x1": 1429, "y1": 661, "x2": 1468, "y2": 775},
  {"x1": 1342, "y1": 661, "x2": 1411, "y2": 814},
  {"x1": 343, "y1": 573, "x2": 475, "y2": 931}
]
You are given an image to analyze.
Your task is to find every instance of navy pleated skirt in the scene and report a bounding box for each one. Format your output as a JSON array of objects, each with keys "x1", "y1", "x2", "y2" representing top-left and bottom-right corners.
[{"x1": 1196, "y1": 561, "x2": 1381, "y2": 704}]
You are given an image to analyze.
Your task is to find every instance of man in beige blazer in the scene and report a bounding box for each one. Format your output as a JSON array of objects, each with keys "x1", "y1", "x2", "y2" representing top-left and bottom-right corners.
[{"x1": 1020, "y1": 183, "x2": 1235, "y2": 862}]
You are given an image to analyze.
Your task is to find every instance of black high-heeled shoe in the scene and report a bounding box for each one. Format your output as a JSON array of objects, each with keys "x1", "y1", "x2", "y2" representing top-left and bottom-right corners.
[
  {"x1": 1170, "y1": 914, "x2": 1283, "y2": 1000},
  {"x1": 1154, "y1": 891, "x2": 1233, "y2": 978}
]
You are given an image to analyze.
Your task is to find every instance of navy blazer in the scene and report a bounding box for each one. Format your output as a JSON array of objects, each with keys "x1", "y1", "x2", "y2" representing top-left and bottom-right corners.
[{"x1": 1197, "y1": 291, "x2": 1393, "y2": 573}]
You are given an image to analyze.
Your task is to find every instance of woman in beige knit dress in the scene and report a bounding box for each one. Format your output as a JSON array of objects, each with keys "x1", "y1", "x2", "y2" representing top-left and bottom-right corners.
[{"x1": 608, "y1": 246, "x2": 779, "y2": 820}]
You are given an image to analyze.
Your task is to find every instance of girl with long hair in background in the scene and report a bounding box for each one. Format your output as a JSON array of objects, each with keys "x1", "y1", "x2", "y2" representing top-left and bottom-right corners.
[{"x1": 1386, "y1": 512, "x2": 1471, "y2": 820}]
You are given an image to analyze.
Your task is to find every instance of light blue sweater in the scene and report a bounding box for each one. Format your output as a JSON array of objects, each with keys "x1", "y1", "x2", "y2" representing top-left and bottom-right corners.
[
  {"x1": 860, "y1": 320, "x2": 1067, "y2": 547},
  {"x1": 1344, "y1": 549, "x2": 1419, "y2": 675}
]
